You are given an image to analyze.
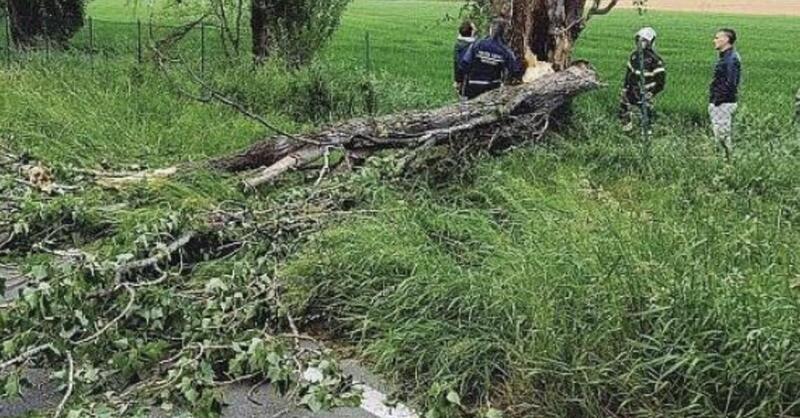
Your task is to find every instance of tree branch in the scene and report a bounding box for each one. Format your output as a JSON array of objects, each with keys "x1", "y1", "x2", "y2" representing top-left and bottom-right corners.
[
  {"x1": 52, "y1": 351, "x2": 74, "y2": 418},
  {"x1": 587, "y1": 0, "x2": 619, "y2": 18}
]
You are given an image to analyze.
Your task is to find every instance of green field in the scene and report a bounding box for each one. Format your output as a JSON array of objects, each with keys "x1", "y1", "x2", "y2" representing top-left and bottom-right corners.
[{"x1": 2, "y1": 1, "x2": 800, "y2": 417}]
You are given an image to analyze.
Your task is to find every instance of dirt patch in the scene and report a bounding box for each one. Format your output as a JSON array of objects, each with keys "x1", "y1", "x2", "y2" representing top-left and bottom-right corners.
[{"x1": 620, "y1": 0, "x2": 800, "y2": 16}]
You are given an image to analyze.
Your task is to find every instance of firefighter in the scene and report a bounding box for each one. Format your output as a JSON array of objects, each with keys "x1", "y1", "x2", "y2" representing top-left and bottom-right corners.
[
  {"x1": 619, "y1": 27, "x2": 667, "y2": 132},
  {"x1": 458, "y1": 18, "x2": 524, "y2": 100}
]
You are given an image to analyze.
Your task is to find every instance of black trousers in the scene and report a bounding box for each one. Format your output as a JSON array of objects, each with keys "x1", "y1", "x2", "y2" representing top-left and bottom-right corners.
[{"x1": 464, "y1": 82, "x2": 501, "y2": 99}]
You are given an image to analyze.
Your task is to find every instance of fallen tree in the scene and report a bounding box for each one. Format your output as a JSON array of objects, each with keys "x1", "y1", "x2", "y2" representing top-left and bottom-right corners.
[{"x1": 213, "y1": 63, "x2": 601, "y2": 189}]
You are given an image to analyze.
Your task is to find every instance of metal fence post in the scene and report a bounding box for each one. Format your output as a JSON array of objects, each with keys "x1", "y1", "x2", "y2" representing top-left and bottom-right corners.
[
  {"x1": 137, "y1": 19, "x2": 143, "y2": 63},
  {"x1": 4, "y1": 16, "x2": 10, "y2": 68},
  {"x1": 364, "y1": 31, "x2": 372, "y2": 74},
  {"x1": 88, "y1": 17, "x2": 94, "y2": 68},
  {"x1": 201, "y1": 19, "x2": 206, "y2": 75}
]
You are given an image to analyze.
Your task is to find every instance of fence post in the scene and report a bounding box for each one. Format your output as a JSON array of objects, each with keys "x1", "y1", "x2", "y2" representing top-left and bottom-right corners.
[
  {"x1": 364, "y1": 31, "x2": 372, "y2": 74},
  {"x1": 137, "y1": 19, "x2": 143, "y2": 64},
  {"x1": 200, "y1": 19, "x2": 206, "y2": 75},
  {"x1": 4, "y1": 16, "x2": 10, "y2": 68},
  {"x1": 88, "y1": 17, "x2": 94, "y2": 67}
]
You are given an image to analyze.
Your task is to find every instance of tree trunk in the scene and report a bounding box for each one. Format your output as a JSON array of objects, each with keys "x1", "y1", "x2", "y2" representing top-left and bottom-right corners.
[
  {"x1": 213, "y1": 63, "x2": 600, "y2": 188},
  {"x1": 6, "y1": 0, "x2": 42, "y2": 48},
  {"x1": 504, "y1": 0, "x2": 603, "y2": 71},
  {"x1": 250, "y1": 0, "x2": 270, "y2": 63}
]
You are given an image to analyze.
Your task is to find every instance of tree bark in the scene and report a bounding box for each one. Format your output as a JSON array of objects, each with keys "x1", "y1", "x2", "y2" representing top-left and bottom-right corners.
[
  {"x1": 503, "y1": 0, "x2": 616, "y2": 70},
  {"x1": 250, "y1": 0, "x2": 271, "y2": 63},
  {"x1": 6, "y1": 0, "x2": 41, "y2": 48},
  {"x1": 213, "y1": 63, "x2": 600, "y2": 188}
]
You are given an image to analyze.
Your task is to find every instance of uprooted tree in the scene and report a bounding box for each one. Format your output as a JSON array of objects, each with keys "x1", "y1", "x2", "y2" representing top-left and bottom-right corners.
[
  {"x1": 5, "y1": 0, "x2": 85, "y2": 48},
  {"x1": 0, "y1": 3, "x2": 628, "y2": 417},
  {"x1": 211, "y1": 0, "x2": 627, "y2": 189}
]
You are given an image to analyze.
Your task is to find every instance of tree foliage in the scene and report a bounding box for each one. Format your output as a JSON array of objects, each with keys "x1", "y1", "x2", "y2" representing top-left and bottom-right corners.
[
  {"x1": 5, "y1": 0, "x2": 85, "y2": 48},
  {"x1": 255, "y1": 0, "x2": 351, "y2": 66}
]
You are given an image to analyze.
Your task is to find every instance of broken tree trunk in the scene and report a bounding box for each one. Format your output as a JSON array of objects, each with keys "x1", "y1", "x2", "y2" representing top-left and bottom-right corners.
[
  {"x1": 501, "y1": 0, "x2": 620, "y2": 71},
  {"x1": 213, "y1": 63, "x2": 600, "y2": 189}
]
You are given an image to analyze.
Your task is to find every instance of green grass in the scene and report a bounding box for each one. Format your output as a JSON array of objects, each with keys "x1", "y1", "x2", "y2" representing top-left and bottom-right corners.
[{"x1": 3, "y1": 0, "x2": 800, "y2": 416}]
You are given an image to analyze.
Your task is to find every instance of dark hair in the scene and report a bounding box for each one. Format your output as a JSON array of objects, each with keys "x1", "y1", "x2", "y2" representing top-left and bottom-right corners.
[
  {"x1": 490, "y1": 18, "x2": 509, "y2": 41},
  {"x1": 459, "y1": 20, "x2": 475, "y2": 37},
  {"x1": 718, "y1": 28, "x2": 737, "y2": 44}
]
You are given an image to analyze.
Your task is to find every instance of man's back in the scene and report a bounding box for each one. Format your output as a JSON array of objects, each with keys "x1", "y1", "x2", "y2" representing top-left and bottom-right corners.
[{"x1": 459, "y1": 37, "x2": 523, "y2": 99}]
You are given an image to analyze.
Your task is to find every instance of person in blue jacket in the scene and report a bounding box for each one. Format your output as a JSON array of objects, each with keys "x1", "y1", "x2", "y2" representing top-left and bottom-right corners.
[
  {"x1": 458, "y1": 18, "x2": 524, "y2": 99},
  {"x1": 708, "y1": 28, "x2": 742, "y2": 160}
]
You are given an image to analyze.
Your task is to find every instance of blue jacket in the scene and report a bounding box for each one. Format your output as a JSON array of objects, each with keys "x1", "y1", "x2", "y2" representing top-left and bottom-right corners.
[
  {"x1": 458, "y1": 37, "x2": 524, "y2": 88},
  {"x1": 710, "y1": 48, "x2": 741, "y2": 105}
]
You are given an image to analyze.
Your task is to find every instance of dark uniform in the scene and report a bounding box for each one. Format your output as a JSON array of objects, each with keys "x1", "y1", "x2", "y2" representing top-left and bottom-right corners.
[
  {"x1": 619, "y1": 47, "x2": 666, "y2": 128},
  {"x1": 708, "y1": 48, "x2": 742, "y2": 158},
  {"x1": 458, "y1": 37, "x2": 524, "y2": 99}
]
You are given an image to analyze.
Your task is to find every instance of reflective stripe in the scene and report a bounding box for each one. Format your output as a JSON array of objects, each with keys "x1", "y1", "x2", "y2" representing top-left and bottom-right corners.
[
  {"x1": 468, "y1": 80, "x2": 501, "y2": 85},
  {"x1": 628, "y1": 63, "x2": 665, "y2": 77}
]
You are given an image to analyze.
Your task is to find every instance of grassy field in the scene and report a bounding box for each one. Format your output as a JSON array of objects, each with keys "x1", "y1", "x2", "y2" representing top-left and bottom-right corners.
[{"x1": 2, "y1": 1, "x2": 800, "y2": 417}]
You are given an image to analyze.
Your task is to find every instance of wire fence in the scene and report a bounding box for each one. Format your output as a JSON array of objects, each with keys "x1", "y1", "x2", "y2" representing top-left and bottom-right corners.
[{"x1": 0, "y1": 16, "x2": 243, "y2": 72}]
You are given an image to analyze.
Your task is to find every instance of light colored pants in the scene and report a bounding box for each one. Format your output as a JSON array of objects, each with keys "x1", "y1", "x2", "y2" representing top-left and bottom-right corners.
[
  {"x1": 795, "y1": 88, "x2": 800, "y2": 123},
  {"x1": 708, "y1": 103, "x2": 738, "y2": 157}
]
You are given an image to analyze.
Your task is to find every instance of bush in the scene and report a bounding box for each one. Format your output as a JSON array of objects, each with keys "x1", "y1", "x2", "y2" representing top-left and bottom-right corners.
[
  {"x1": 6, "y1": 0, "x2": 85, "y2": 48},
  {"x1": 266, "y1": 0, "x2": 351, "y2": 67}
]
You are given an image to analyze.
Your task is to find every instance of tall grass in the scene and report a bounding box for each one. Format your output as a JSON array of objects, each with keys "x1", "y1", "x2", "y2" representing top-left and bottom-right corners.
[{"x1": 2, "y1": 0, "x2": 800, "y2": 416}]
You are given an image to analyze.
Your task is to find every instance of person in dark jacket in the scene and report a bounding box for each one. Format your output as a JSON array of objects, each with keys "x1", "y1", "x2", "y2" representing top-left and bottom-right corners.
[
  {"x1": 619, "y1": 27, "x2": 666, "y2": 132},
  {"x1": 458, "y1": 18, "x2": 524, "y2": 100},
  {"x1": 708, "y1": 28, "x2": 742, "y2": 160},
  {"x1": 795, "y1": 87, "x2": 800, "y2": 124},
  {"x1": 453, "y1": 20, "x2": 477, "y2": 98}
]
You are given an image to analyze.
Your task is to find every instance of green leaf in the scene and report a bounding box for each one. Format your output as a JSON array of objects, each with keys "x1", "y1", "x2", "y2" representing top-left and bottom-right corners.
[
  {"x1": 303, "y1": 393, "x2": 324, "y2": 413},
  {"x1": 184, "y1": 387, "x2": 199, "y2": 403},
  {"x1": 485, "y1": 408, "x2": 504, "y2": 418},
  {"x1": 425, "y1": 410, "x2": 440, "y2": 418},
  {"x1": 30, "y1": 265, "x2": 48, "y2": 280},
  {"x1": 446, "y1": 390, "x2": 461, "y2": 406},
  {"x1": 3, "y1": 373, "x2": 21, "y2": 398}
]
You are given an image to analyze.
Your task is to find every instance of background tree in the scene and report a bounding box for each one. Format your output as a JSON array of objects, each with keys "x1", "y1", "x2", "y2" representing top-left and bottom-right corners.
[
  {"x1": 5, "y1": 0, "x2": 85, "y2": 48},
  {"x1": 250, "y1": 0, "x2": 351, "y2": 67}
]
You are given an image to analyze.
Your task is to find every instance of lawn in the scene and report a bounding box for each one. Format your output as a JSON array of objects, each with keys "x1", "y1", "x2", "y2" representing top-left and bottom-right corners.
[{"x1": 2, "y1": 1, "x2": 800, "y2": 417}]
